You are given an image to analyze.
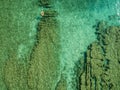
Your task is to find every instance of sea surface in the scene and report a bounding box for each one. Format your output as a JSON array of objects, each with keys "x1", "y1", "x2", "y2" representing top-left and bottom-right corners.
[
  {"x1": 0, "y1": 0, "x2": 120, "y2": 90},
  {"x1": 53, "y1": 0, "x2": 120, "y2": 90}
]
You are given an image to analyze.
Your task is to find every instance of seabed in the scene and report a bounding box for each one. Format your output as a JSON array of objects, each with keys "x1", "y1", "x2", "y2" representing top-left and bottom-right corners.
[{"x1": 0, "y1": 0, "x2": 120, "y2": 90}]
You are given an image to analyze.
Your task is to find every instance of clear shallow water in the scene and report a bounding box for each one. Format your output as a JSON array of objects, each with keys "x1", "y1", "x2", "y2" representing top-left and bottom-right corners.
[
  {"x1": 0, "y1": 0, "x2": 120, "y2": 90},
  {"x1": 53, "y1": 0, "x2": 120, "y2": 90},
  {"x1": 0, "y1": 0, "x2": 41, "y2": 61}
]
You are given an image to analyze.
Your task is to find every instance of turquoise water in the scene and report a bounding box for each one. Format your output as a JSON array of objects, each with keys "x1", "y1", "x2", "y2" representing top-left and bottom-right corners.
[
  {"x1": 53, "y1": 0, "x2": 120, "y2": 90},
  {"x1": 0, "y1": 0, "x2": 120, "y2": 90}
]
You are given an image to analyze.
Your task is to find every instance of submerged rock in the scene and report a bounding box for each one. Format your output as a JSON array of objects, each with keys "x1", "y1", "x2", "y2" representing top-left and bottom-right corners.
[
  {"x1": 55, "y1": 75, "x2": 67, "y2": 90},
  {"x1": 27, "y1": 0, "x2": 61, "y2": 90},
  {"x1": 38, "y1": 0, "x2": 52, "y2": 8},
  {"x1": 40, "y1": 10, "x2": 58, "y2": 17},
  {"x1": 79, "y1": 21, "x2": 120, "y2": 90}
]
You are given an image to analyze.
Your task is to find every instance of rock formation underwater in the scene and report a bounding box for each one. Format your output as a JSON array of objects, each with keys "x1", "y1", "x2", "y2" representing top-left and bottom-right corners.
[{"x1": 0, "y1": 0, "x2": 120, "y2": 90}]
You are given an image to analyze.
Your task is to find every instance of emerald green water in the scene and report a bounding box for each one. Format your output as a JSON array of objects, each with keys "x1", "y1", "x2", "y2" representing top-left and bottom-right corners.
[
  {"x1": 0, "y1": 0, "x2": 120, "y2": 90},
  {"x1": 0, "y1": 0, "x2": 41, "y2": 60},
  {"x1": 0, "y1": 0, "x2": 40, "y2": 89},
  {"x1": 53, "y1": 0, "x2": 120, "y2": 90}
]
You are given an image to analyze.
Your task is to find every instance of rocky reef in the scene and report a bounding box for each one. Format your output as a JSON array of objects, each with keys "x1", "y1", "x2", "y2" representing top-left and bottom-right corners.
[
  {"x1": 1, "y1": 0, "x2": 120, "y2": 90},
  {"x1": 79, "y1": 21, "x2": 120, "y2": 90},
  {"x1": 27, "y1": 0, "x2": 61, "y2": 90},
  {"x1": 38, "y1": 0, "x2": 52, "y2": 8},
  {"x1": 1, "y1": 0, "x2": 61, "y2": 90}
]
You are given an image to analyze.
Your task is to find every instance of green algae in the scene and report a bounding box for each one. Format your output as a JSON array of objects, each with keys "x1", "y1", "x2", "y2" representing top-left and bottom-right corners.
[
  {"x1": 42, "y1": 10, "x2": 58, "y2": 17},
  {"x1": 27, "y1": 0, "x2": 61, "y2": 90},
  {"x1": 38, "y1": 0, "x2": 52, "y2": 8},
  {"x1": 55, "y1": 75, "x2": 67, "y2": 90},
  {"x1": 79, "y1": 21, "x2": 120, "y2": 90},
  {"x1": 0, "y1": 0, "x2": 61, "y2": 89},
  {"x1": 0, "y1": 0, "x2": 120, "y2": 90},
  {"x1": 3, "y1": 55, "x2": 28, "y2": 90},
  {"x1": 0, "y1": 0, "x2": 42, "y2": 90},
  {"x1": 27, "y1": 11, "x2": 61, "y2": 90}
]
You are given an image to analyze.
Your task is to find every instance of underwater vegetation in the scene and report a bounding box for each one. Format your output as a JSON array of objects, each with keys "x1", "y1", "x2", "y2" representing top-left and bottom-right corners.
[
  {"x1": 79, "y1": 21, "x2": 120, "y2": 90},
  {"x1": 38, "y1": 0, "x2": 52, "y2": 8},
  {"x1": 0, "y1": 0, "x2": 60, "y2": 90},
  {"x1": 27, "y1": 0, "x2": 61, "y2": 90},
  {"x1": 0, "y1": 0, "x2": 120, "y2": 90},
  {"x1": 0, "y1": 0, "x2": 75, "y2": 89}
]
